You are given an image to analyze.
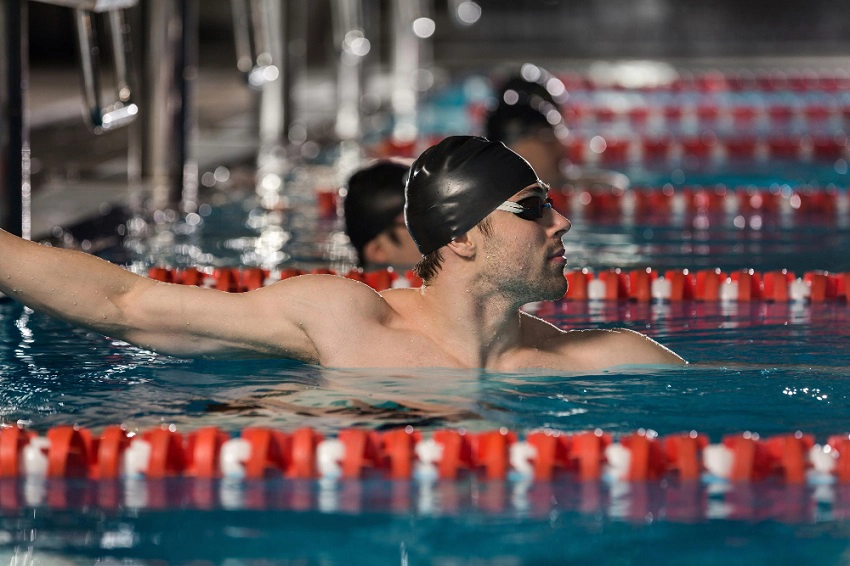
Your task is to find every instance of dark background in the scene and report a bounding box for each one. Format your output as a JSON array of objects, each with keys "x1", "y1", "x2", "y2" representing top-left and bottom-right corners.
[{"x1": 29, "y1": 0, "x2": 850, "y2": 69}]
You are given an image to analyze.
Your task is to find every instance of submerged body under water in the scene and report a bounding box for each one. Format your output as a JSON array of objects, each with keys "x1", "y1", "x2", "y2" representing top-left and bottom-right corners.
[
  {"x1": 1, "y1": 298, "x2": 850, "y2": 564},
  {"x1": 2, "y1": 297, "x2": 848, "y2": 438}
]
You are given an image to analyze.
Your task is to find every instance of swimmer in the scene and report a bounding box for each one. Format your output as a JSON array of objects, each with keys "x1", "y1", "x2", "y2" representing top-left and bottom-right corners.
[
  {"x1": 0, "y1": 136, "x2": 684, "y2": 371},
  {"x1": 343, "y1": 160, "x2": 421, "y2": 270},
  {"x1": 486, "y1": 69, "x2": 630, "y2": 190}
]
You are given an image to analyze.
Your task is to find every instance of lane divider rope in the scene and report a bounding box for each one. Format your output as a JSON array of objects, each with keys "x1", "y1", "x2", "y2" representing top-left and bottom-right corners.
[
  {"x1": 0, "y1": 425, "x2": 847, "y2": 485},
  {"x1": 360, "y1": 131, "x2": 850, "y2": 173},
  {"x1": 146, "y1": 266, "x2": 850, "y2": 305},
  {"x1": 554, "y1": 69, "x2": 850, "y2": 94},
  {"x1": 557, "y1": 134, "x2": 850, "y2": 165},
  {"x1": 318, "y1": 184, "x2": 850, "y2": 219}
]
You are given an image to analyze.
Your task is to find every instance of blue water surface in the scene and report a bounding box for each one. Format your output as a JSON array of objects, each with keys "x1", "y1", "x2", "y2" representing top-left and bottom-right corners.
[{"x1": 4, "y1": 81, "x2": 850, "y2": 564}]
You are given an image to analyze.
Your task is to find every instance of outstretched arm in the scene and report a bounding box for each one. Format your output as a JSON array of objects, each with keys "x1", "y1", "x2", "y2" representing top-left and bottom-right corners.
[
  {"x1": 0, "y1": 230, "x2": 363, "y2": 361},
  {"x1": 0, "y1": 229, "x2": 145, "y2": 329}
]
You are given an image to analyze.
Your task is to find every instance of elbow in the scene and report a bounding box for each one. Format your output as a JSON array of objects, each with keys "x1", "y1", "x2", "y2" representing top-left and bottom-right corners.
[{"x1": 103, "y1": 283, "x2": 155, "y2": 335}]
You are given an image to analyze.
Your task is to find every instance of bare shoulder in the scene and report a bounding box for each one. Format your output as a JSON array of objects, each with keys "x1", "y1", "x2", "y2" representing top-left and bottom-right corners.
[
  {"x1": 519, "y1": 310, "x2": 565, "y2": 339},
  {"x1": 556, "y1": 327, "x2": 686, "y2": 367},
  {"x1": 248, "y1": 274, "x2": 398, "y2": 363},
  {"x1": 263, "y1": 273, "x2": 389, "y2": 304},
  {"x1": 519, "y1": 313, "x2": 686, "y2": 368},
  {"x1": 259, "y1": 273, "x2": 393, "y2": 322}
]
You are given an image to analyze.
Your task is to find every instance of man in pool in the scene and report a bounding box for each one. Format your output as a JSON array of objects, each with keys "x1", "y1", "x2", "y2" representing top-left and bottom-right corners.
[{"x1": 0, "y1": 136, "x2": 684, "y2": 370}]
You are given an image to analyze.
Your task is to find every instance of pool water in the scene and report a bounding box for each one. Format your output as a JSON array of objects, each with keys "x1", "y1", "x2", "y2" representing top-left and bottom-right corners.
[
  {"x1": 2, "y1": 298, "x2": 849, "y2": 434},
  {"x1": 122, "y1": 156, "x2": 850, "y2": 274},
  {"x1": 2, "y1": 290, "x2": 850, "y2": 563},
  {"x1": 3, "y1": 72, "x2": 850, "y2": 563}
]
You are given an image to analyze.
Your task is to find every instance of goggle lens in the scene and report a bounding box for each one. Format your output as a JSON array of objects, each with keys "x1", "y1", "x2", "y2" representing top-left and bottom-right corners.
[{"x1": 512, "y1": 196, "x2": 554, "y2": 220}]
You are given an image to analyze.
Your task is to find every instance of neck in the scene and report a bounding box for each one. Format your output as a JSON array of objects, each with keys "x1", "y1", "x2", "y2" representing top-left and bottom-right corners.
[{"x1": 415, "y1": 273, "x2": 525, "y2": 368}]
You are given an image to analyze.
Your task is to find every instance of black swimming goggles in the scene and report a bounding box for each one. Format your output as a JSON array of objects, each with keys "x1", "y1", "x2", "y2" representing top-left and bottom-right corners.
[{"x1": 495, "y1": 194, "x2": 554, "y2": 221}]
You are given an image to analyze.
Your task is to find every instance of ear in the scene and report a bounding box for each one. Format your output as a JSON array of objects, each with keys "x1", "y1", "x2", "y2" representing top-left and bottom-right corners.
[
  {"x1": 363, "y1": 236, "x2": 390, "y2": 265},
  {"x1": 445, "y1": 232, "x2": 477, "y2": 259}
]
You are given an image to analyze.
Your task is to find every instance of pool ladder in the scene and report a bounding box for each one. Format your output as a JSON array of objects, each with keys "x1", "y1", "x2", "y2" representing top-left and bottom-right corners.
[{"x1": 71, "y1": 1, "x2": 139, "y2": 134}]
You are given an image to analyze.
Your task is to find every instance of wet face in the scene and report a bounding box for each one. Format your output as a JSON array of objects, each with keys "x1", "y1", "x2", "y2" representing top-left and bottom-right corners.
[{"x1": 477, "y1": 183, "x2": 572, "y2": 304}]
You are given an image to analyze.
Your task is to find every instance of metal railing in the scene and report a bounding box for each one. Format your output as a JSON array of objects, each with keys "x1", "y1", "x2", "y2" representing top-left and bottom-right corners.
[
  {"x1": 0, "y1": 0, "x2": 141, "y2": 237},
  {"x1": 2, "y1": 0, "x2": 436, "y2": 237}
]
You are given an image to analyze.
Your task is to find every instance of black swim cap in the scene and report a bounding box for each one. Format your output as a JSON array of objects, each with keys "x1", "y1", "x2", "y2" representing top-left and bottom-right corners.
[
  {"x1": 486, "y1": 76, "x2": 563, "y2": 146},
  {"x1": 343, "y1": 161, "x2": 409, "y2": 261},
  {"x1": 405, "y1": 136, "x2": 540, "y2": 255}
]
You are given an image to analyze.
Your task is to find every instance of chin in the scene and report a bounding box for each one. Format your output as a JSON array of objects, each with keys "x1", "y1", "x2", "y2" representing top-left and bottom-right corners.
[{"x1": 536, "y1": 278, "x2": 569, "y2": 302}]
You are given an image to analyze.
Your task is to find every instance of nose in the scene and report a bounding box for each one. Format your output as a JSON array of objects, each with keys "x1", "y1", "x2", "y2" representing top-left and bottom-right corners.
[{"x1": 546, "y1": 206, "x2": 571, "y2": 237}]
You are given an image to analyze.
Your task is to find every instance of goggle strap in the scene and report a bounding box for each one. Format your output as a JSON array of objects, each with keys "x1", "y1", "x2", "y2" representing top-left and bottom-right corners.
[{"x1": 495, "y1": 201, "x2": 526, "y2": 214}]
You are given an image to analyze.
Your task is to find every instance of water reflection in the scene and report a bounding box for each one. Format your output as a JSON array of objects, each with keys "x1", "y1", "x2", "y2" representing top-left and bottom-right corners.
[{"x1": 1, "y1": 474, "x2": 849, "y2": 524}]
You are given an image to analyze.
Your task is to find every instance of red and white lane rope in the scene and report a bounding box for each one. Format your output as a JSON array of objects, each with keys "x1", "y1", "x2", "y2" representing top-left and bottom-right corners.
[
  {"x1": 560, "y1": 134, "x2": 849, "y2": 165},
  {"x1": 0, "y1": 425, "x2": 847, "y2": 485},
  {"x1": 559, "y1": 103, "x2": 850, "y2": 129},
  {"x1": 361, "y1": 132, "x2": 850, "y2": 169},
  {"x1": 147, "y1": 266, "x2": 850, "y2": 305},
  {"x1": 549, "y1": 184, "x2": 849, "y2": 219},
  {"x1": 318, "y1": 184, "x2": 850, "y2": 220},
  {"x1": 555, "y1": 69, "x2": 850, "y2": 94},
  {"x1": 536, "y1": 70, "x2": 850, "y2": 130}
]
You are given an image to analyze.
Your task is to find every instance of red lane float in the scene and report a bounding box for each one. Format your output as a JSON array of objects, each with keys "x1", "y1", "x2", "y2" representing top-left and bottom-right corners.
[
  {"x1": 535, "y1": 184, "x2": 844, "y2": 218},
  {"x1": 565, "y1": 267, "x2": 850, "y2": 304},
  {"x1": 323, "y1": 182, "x2": 845, "y2": 225},
  {"x1": 0, "y1": 425, "x2": 847, "y2": 485},
  {"x1": 548, "y1": 70, "x2": 850, "y2": 113},
  {"x1": 146, "y1": 265, "x2": 850, "y2": 305}
]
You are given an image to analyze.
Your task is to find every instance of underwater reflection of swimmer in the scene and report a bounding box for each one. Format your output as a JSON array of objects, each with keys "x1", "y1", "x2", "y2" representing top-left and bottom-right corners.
[
  {"x1": 202, "y1": 395, "x2": 481, "y2": 430},
  {"x1": 198, "y1": 369, "x2": 487, "y2": 430}
]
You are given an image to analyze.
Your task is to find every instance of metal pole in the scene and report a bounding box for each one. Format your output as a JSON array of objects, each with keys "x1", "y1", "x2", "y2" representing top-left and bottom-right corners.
[
  {"x1": 142, "y1": 0, "x2": 197, "y2": 212},
  {"x1": 257, "y1": 0, "x2": 284, "y2": 157},
  {"x1": 286, "y1": 0, "x2": 307, "y2": 144},
  {"x1": 251, "y1": 0, "x2": 311, "y2": 196},
  {"x1": 0, "y1": 0, "x2": 29, "y2": 238},
  {"x1": 332, "y1": 0, "x2": 364, "y2": 143},
  {"x1": 331, "y1": 0, "x2": 366, "y2": 182},
  {"x1": 390, "y1": 0, "x2": 419, "y2": 145}
]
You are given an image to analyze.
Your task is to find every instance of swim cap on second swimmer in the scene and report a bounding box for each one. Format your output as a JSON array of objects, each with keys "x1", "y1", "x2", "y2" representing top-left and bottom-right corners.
[
  {"x1": 405, "y1": 136, "x2": 541, "y2": 255},
  {"x1": 343, "y1": 161, "x2": 408, "y2": 257}
]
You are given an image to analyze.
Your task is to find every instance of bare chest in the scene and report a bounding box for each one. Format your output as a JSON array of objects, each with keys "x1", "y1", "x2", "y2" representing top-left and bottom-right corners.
[
  {"x1": 315, "y1": 325, "x2": 467, "y2": 368},
  {"x1": 313, "y1": 325, "x2": 584, "y2": 371}
]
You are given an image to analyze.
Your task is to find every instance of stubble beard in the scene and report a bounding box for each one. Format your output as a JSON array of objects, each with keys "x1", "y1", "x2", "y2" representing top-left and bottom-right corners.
[
  {"x1": 482, "y1": 247, "x2": 568, "y2": 306},
  {"x1": 540, "y1": 263, "x2": 569, "y2": 301}
]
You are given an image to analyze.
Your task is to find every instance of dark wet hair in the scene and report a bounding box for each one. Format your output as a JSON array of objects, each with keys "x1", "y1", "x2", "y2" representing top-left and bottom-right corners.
[
  {"x1": 413, "y1": 249, "x2": 444, "y2": 284},
  {"x1": 413, "y1": 217, "x2": 493, "y2": 284}
]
